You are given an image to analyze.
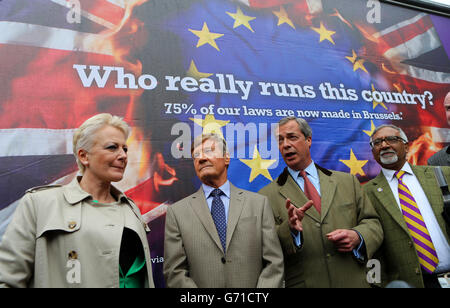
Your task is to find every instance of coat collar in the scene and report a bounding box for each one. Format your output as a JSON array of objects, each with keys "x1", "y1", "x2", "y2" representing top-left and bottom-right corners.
[
  {"x1": 277, "y1": 164, "x2": 335, "y2": 223},
  {"x1": 189, "y1": 183, "x2": 245, "y2": 254},
  {"x1": 368, "y1": 164, "x2": 441, "y2": 233},
  {"x1": 63, "y1": 176, "x2": 130, "y2": 206}
]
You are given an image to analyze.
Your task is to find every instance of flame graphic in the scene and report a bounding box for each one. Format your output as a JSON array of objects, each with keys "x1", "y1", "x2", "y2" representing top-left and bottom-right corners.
[
  {"x1": 83, "y1": 0, "x2": 178, "y2": 216},
  {"x1": 407, "y1": 131, "x2": 439, "y2": 166}
]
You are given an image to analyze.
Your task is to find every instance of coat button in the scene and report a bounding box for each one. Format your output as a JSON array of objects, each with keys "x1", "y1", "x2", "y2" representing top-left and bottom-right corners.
[
  {"x1": 68, "y1": 251, "x2": 78, "y2": 259},
  {"x1": 68, "y1": 221, "x2": 77, "y2": 229},
  {"x1": 221, "y1": 257, "x2": 226, "y2": 264}
]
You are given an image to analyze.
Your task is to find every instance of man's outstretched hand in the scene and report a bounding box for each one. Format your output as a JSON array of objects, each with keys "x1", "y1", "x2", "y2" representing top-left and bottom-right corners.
[{"x1": 285, "y1": 199, "x2": 314, "y2": 234}]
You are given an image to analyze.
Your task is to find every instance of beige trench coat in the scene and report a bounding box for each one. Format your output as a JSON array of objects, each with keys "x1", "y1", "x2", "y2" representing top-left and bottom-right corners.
[{"x1": 0, "y1": 177, "x2": 155, "y2": 288}]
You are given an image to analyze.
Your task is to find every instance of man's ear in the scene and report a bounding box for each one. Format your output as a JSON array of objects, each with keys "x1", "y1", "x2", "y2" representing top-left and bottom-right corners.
[{"x1": 224, "y1": 151, "x2": 231, "y2": 167}]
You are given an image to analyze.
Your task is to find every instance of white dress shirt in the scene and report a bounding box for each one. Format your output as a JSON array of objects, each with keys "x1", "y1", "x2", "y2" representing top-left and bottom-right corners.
[{"x1": 381, "y1": 163, "x2": 450, "y2": 273}]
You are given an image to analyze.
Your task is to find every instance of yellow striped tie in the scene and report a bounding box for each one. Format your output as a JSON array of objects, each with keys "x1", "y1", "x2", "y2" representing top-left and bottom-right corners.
[{"x1": 395, "y1": 170, "x2": 439, "y2": 274}]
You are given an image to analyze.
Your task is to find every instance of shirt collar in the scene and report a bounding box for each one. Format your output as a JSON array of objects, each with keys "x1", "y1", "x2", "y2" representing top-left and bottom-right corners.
[
  {"x1": 381, "y1": 162, "x2": 413, "y2": 182},
  {"x1": 287, "y1": 161, "x2": 318, "y2": 180},
  {"x1": 202, "y1": 180, "x2": 231, "y2": 199}
]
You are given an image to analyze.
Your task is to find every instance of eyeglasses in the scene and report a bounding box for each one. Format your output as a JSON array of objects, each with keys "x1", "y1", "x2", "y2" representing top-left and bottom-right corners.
[{"x1": 370, "y1": 136, "x2": 406, "y2": 148}]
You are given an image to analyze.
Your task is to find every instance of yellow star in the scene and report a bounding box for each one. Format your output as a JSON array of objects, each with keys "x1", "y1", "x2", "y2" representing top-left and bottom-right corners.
[
  {"x1": 363, "y1": 120, "x2": 376, "y2": 137},
  {"x1": 353, "y1": 59, "x2": 368, "y2": 73},
  {"x1": 371, "y1": 84, "x2": 387, "y2": 110},
  {"x1": 311, "y1": 22, "x2": 335, "y2": 45},
  {"x1": 189, "y1": 22, "x2": 224, "y2": 51},
  {"x1": 227, "y1": 6, "x2": 256, "y2": 33},
  {"x1": 339, "y1": 149, "x2": 368, "y2": 176},
  {"x1": 187, "y1": 60, "x2": 213, "y2": 80},
  {"x1": 189, "y1": 114, "x2": 229, "y2": 139},
  {"x1": 345, "y1": 50, "x2": 358, "y2": 63},
  {"x1": 273, "y1": 6, "x2": 296, "y2": 29},
  {"x1": 240, "y1": 146, "x2": 276, "y2": 183},
  {"x1": 346, "y1": 50, "x2": 368, "y2": 73}
]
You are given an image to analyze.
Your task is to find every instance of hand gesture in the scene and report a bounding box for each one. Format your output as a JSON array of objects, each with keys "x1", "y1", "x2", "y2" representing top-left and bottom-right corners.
[
  {"x1": 285, "y1": 198, "x2": 314, "y2": 234},
  {"x1": 326, "y1": 229, "x2": 361, "y2": 252}
]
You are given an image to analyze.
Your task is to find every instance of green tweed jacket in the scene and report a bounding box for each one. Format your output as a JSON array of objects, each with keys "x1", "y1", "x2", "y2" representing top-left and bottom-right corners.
[
  {"x1": 363, "y1": 165, "x2": 450, "y2": 288},
  {"x1": 259, "y1": 165, "x2": 383, "y2": 288}
]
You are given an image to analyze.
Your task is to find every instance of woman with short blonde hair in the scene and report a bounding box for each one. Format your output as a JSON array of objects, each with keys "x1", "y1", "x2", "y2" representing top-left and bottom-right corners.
[{"x1": 0, "y1": 113, "x2": 154, "y2": 288}]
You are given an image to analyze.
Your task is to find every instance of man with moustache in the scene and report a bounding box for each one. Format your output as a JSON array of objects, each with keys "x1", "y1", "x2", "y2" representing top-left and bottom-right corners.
[
  {"x1": 163, "y1": 133, "x2": 284, "y2": 288},
  {"x1": 428, "y1": 91, "x2": 450, "y2": 166},
  {"x1": 259, "y1": 116, "x2": 383, "y2": 288},
  {"x1": 364, "y1": 124, "x2": 450, "y2": 288}
]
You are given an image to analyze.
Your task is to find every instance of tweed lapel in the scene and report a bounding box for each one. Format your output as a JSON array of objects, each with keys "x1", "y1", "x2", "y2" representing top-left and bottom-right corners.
[
  {"x1": 189, "y1": 187, "x2": 224, "y2": 253},
  {"x1": 411, "y1": 165, "x2": 443, "y2": 219},
  {"x1": 370, "y1": 172, "x2": 409, "y2": 233},
  {"x1": 279, "y1": 170, "x2": 321, "y2": 223},
  {"x1": 317, "y1": 168, "x2": 337, "y2": 223},
  {"x1": 225, "y1": 184, "x2": 245, "y2": 250}
]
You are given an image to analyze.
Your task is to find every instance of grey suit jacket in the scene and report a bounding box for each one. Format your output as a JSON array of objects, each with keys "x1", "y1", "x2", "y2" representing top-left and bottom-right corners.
[
  {"x1": 427, "y1": 146, "x2": 450, "y2": 166},
  {"x1": 363, "y1": 165, "x2": 450, "y2": 287},
  {"x1": 163, "y1": 183, "x2": 284, "y2": 288}
]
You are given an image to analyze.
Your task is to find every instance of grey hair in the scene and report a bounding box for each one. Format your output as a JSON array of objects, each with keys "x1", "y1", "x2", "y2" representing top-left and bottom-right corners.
[
  {"x1": 278, "y1": 116, "x2": 312, "y2": 138},
  {"x1": 370, "y1": 124, "x2": 408, "y2": 143},
  {"x1": 73, "y1": 113, "x2": 130, "y2": 174},
  {"x1": 191, "y1": 133, "x2": 229, "y2": 157}
]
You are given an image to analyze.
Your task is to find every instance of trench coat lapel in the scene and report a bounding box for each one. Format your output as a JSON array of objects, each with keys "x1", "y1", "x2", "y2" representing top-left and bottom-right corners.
[
  {"x1": 189, "y1": 188, "x2": 224, "y2": 253},
  {"x1": 226, "y1": 184, "x2": 245, "y2": 250}
]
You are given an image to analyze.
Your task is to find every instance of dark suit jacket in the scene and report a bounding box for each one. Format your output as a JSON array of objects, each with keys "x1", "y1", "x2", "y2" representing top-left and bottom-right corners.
[
  {"x1": 259, "y1": 165, "x2": 383, "y2": 288},
  {"x1": 428, "y1": 146, "x2": 450, "y2": 166},
  {"x1": 363, "y1": 165, "x2": 450, "y2": 288},
  {"x1": 163, "y1": 183, "x2": 284, "y2": 288}
]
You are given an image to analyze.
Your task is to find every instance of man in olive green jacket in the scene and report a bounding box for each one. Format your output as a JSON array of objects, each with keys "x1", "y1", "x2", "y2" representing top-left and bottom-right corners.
[
  {"x1": 259, "y1": 117, "x2": 383, "y2": 288},
  {"x1": 364, "y1": 124, "x2": 450, "y2": 288}
]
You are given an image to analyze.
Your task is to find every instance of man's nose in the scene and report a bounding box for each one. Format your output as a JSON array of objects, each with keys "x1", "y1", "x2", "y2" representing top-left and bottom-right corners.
[
  {"x1": 380, "y1": 139, "x2": 391, "y2": 148},
  {"x1": 280, "y1": 139, "x2": 290, "y2": 149}
]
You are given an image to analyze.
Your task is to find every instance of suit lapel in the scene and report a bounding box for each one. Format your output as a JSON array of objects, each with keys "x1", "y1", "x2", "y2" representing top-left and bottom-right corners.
[
  {"x1": 317, "y1": 169, "x2": 336, "y2": 222},
  {"x1": 370, "y1": 172, "x2": 409, "y2": 233},
  {"x1": 412, "y1": 165, "x2": 443, "y2": 219},
  {"x1": 189, "y1": 188, "x2": 224, "y2": 253},
  {"x1": 279, "y1": 172, "x2": 321, "y2": 222},
  {"x1": 226, "y1": 184, "x2": 245, "y2": 250}
]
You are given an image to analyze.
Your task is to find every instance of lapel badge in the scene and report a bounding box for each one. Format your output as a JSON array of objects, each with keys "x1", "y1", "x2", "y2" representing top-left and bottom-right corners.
[{"x1": 377, "y1": 187, "x2": 383, "y2": 192}]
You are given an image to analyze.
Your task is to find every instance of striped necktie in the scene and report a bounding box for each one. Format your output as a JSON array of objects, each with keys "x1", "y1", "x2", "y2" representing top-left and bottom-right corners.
[{"x1": 395, "y1": 170, "x2": 439, "y2": 274}]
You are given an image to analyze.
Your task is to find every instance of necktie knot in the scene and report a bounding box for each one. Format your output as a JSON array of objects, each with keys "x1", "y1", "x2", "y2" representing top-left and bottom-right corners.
[
  {"x1": 395, "y1": 170, "x2": 406, "y2": 181},
  {"x1": 210, "y1": 188, "x2": 223, "y2": 198}
]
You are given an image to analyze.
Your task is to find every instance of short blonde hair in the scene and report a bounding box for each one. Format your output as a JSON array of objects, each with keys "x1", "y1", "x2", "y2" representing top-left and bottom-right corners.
[{"x1": 73, "y1": 113, "x2": 130, "y2": 174}]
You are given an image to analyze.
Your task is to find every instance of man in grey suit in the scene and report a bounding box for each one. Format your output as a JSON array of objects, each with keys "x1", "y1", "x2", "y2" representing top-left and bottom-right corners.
[
  {"x1": 163, "y1": 133, "x2": 284, "y2": 288},
  {"x1": 428, "y1": 91, "x2": 450, "y2": 166},
  {"x1": 364, "y1": 124, "x2": 450, "y2": 288}
]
